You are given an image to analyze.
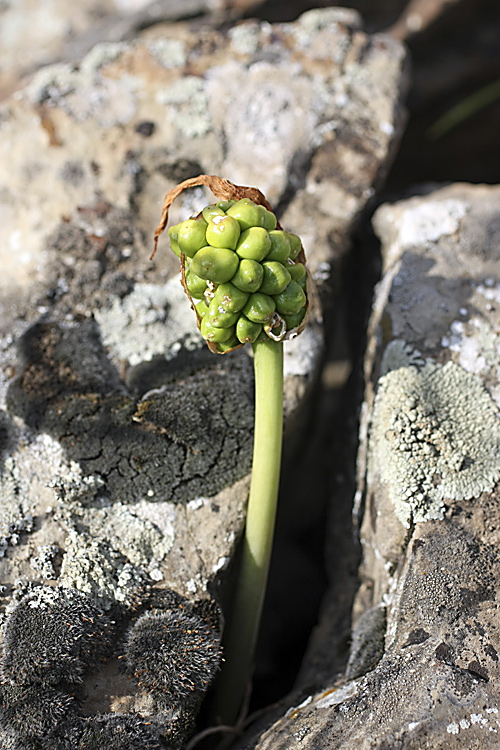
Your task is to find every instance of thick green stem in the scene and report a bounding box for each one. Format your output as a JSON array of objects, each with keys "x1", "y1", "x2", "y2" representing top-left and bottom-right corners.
[{"x1": 214, "y1": 338, "x2": 284, "y2": 726}]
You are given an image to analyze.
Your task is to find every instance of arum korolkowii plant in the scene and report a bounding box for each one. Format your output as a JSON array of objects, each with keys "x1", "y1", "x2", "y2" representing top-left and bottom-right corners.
[{"x1": 152, "y1": 175, "x2": 310, "y2": 726}]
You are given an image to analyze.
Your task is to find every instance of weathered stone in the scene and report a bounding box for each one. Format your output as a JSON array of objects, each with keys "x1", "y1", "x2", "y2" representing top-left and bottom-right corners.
[
  {"x1": 0, "y1": 7, "x2": 407, "y2": 747},
  {"x1": 241, "y1": 184, "x2": 500, "y2": 750},
  {"x1": 0, "y1": 7, "x2": 407, "y2": 313},
  {"x1": 0, "y1": 0, "x2": 232, "y2": 101}
]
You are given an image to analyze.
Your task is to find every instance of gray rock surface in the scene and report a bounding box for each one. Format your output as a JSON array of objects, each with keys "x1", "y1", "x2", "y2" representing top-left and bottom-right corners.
[
  {"x1": 0, "y1": 0, "x2": 229, "y2": 100},
  {"x1": 241, "y1": 183, "x2": 500, "y2": 749},
  {"x1": 0, "y1": 6, "x2": 407, "y2": 748}
]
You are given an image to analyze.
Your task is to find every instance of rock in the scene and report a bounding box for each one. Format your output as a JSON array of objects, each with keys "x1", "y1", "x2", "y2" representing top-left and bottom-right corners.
[
  {"x1": 0, "y1": 0, "x2": 231, "y2": 101},
  {"x1": 0, "y1": 7, "x2": 407, "y2": 747},
  {"x1": 241, "y1": 183, "x2": 500, "y2": 749}
]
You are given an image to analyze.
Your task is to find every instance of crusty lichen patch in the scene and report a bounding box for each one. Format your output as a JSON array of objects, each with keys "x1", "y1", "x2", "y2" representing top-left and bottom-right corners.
[
  {"x1": 0, "y1": 429, "x2": 78, "y2": 558},
  {"x1": 442, "y1": 315, "x2": 500, "y2": 407},
  {"x1": 59, "y1": 530, "x2": 147, "y2": 608},
  {"x1": 60, "y1": 499, "x2": 176, "y2": 587},
  {"x1": 93, "y1": 277, "x2": 203, "y2": 367},
  {"x1": 369, "y1": 351, "x2": 500, "y2": 527}
]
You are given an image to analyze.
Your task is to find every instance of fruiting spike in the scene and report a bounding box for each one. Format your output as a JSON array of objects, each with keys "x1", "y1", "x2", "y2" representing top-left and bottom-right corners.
[{"x1": 152, "y1": 175, "x2": 309, "y2": 355}]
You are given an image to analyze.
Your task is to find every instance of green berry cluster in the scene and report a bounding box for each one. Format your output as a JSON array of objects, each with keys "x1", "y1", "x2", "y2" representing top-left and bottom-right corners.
[{"x1": 168, "y1": 198, "x2": 307, "y2": 353}]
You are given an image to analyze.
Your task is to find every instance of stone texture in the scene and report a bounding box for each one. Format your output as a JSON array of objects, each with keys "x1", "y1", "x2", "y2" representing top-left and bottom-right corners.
[
  {"x1": 0, "y1": 0, "x2": 230, "y2": 100},
  {"x1": 0, "y1": 7, "x2": 407, "y2": 747},
  {"x1": 240, "y1": 183, "x2": 500, "y2": 749}
]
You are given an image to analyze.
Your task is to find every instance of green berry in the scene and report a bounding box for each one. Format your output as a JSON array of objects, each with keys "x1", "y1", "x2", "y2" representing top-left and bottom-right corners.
[
  {"x1": 216, "y1": 335, "x2": 240, "y2": 352},
  {"x1": 226, "y1": 198, "x2": 265, "y2": 231},
  {"x1": 259, "y1": 261, "x2": 291, "y2": 295},
  {"x1": 202, "y1": 205, "x2": 226, "y2": 222},
  {"x1": 216, "y1": 200, "x2": 232, "y2": 211},
  {"x1": 200, "y1": 315, "x2": 236, "y2": 343},
  {"x1": 196, "y1": 299, "x2": 209, "y2": 318},
  {"x1": 288, "y1": 262, "x2": 306, "y2": 284},
  {"x1": 168, "y1": 224, "x2": 182, "y2": 258},
  {"x1": 185, "y1": 268, "x2": 209, "y2": 299},
  {"x1": 213, "y1": 282, "x2": 249, "y2": 313},
  {"x1": 274, "y1": 280, "x2": 306, "y2": 315},
  {"x1": 261, "y1": 208, "x2": 277, "y2": 232},
  {"x1": 177, "y1": 217, "x2": 208, "y2": 258},
  {"x1": 170, "y1": 238, "x2": 182, "y2": 259},
  {"x1": 168, "y1": 223, "x2": 180, "y2": 242},
  {"x1": 231, "y1": 258, "x2": 264, "y2": 293},
  {"x1": 205, "y1": 215, "x2": 241, "y2": 250},
  {"x1": 208, "y1": 299, "x2": 240, "y2": 329},
  {"x1": 236, "y1": 227, "x2": 271, "y2": 262},
  {"x1": 265, "y1": 230, "x2": 291, "y2": 264},
  {"x1": 191, "y1": 246, "x2": 239, "y2": 284},
  {"x1": 242, "y1": 292, "x2": 276, "y2": 324},
  {"x1": 236, "y1": 315, "x2": 263, "y2": 344},
  {"x1": 287, "y1": 232, "x2": 302, "y2": 260},
  {"x1": 284, "y1": 308, "x2": 306, "y2": 330}
]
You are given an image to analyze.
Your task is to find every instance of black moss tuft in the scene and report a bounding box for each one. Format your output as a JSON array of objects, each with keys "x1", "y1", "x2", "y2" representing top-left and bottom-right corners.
[
  {"x1": 0, "y1": 586, "x2": 221, "y2": 747},
  {"x1": 0, "y1": 586, "x2": 113, "y2": 686},
  {"x1": 125, "y1": 607, "x2": 222, "y2": 709},
  {"x1": 0, "y1": 681, "x2": 75, "y2": 739},
  {"x1": 77, "y1": 713, "x2": 164, "y2": 749},
  {"x1": 0, "y1": 698, "x2": 168, "y2": 749},
  {"x1": 191, "y1": 596, "x2": 222, "y2": 632}
]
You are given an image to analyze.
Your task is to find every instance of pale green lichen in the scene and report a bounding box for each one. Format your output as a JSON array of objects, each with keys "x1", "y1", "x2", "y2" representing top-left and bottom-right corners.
[
  {"x1": 380, "y1": 339, "x2": 424, "y2": 376},
  {"x1": 286, "y1": 8, "x2": 359, "y2": 70},
  {"x1": 59, "y1": 529, "x2": 146, "y2": 608},
  {"x1": 93, "y1": 277, "x2": 203, "y2": 366},
  {"x1": 147, "y1": 38, "x2": 187, "y2": 68},
  {"x1": 0, "y1": 430, "x2": 79, "y2": 556},
  {"x1": 79, "y1": 42, "x2": 130, "y2": 76},
  {"x1": 25, "y1": 64, "x2": 77, "y2": 105},
  {"x1": 25, "y1": 43, "x2": 135, "y2": 128},
  {"x1": 443, "y1": 317, "x2": 500, "y2": 407},
  {"x1": 63, "y1": 500, "x2": 176, "y2": 573},
  {"x1": 157, "y1": 76, "x2": 211, "y2": 139},
  {"x1": 369, "y1": 352, "x2": 500, "y2": 527},
  {"x1": 0, "y1": 419, "x2": 175, "y2": 606},
  {"x1": 30, "y1": 545, "x2": 59, "y2": 579},
  {"x1": 0, "y1": 499, "x2": 33, "y2": 557},
  {"x1": 396, "y1": 198, "x2": 467, "y2": 248},
  {"x1": 56, "y1": 491, "x2": 177, "y2": 606},
  {"x1": 228, "y1": 23, "x2": 262, "y2": 56},
  {"x1": 291, "y1": 7, "x2": 361, "y2": 39}
]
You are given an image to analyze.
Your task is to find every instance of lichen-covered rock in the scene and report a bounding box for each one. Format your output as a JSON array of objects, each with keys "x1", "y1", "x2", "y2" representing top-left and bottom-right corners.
[
  {"x1": 0, "y1": 7, "x2": 407, "y2": 315},
  {"x1": 0, "y1": 8, "x2": 406, "y2": 595},
  {"x1": 357, "y1": 183, "x2": 500, "y2": 607},
  {"x1": 0, "y1": 0, "x2": 226, "y2": 101},
  {"x1": 368, "y1": 358, "x2": 500, "y2": 527},
  {"x1": 239, "y1": 184, "x2": 500, "y2": 750},
  {"x1": 0, "y1": 6, "x2": 407, "y2": 745}
]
